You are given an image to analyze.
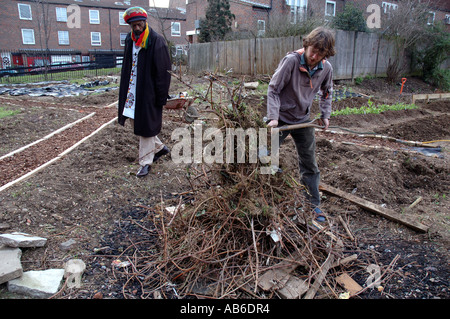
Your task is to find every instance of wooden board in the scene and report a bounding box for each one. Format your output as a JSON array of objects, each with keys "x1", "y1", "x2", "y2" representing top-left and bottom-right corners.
[
  {"x1": 412, "y1": 93, "x2": 450, "y2": 104},
  {"x1": 277, "y1": 276, "x2": 309, "y2": 299},
  {"x1": 319, "y1": 183, "x2": 429, "y2": 233},
  {"x1": 336, "y1": 273, "x2": 363, "y2": 296}
]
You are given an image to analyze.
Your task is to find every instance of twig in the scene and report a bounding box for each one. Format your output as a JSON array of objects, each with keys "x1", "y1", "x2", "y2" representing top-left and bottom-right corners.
[
  {"x1": 250, "y1": 217, "x2": 259, "y2": 293},
  {"x1": 338, "y1": 215, "x2": 355, "y2": 241}
]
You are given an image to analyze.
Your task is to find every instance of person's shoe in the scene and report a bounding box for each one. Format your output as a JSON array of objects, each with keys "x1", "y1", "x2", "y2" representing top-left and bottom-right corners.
[
  {"x1": 153, "y1": 145, "x2": 170, "y2": 163},
  {"x1": 313, "y1": 207, "x2": 326, "y2": 223},
  {"x1": 136, "y1": 164, "x2": 150, "y2": 177}
]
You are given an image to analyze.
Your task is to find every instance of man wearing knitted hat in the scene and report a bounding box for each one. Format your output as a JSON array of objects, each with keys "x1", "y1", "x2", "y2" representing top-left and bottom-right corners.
[{"x1": 118, "y1": 7, "x2": 172, "y2": 177}]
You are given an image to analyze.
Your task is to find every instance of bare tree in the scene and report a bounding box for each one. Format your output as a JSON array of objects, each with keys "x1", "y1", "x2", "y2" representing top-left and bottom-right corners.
[
  {"x1": 33, "y1": 0, "x2": 53, "y2": 79},
  {"x1": 380, "y1": 0, "x2": 432, "y2": 82}
]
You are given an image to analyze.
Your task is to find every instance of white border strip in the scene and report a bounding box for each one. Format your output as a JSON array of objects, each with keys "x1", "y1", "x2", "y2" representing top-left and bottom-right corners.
[
  {"x1": 0, "y1": 116, "x2": 117, "y2": 193},
  {"x1": 0, "y1": 112, "x2": 96, "y2": 161}
]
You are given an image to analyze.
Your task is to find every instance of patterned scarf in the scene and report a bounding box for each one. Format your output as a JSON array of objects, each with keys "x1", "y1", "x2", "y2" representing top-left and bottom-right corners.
[{"x1": 131, "y1": 23, "x2": 149, "y2": 49}]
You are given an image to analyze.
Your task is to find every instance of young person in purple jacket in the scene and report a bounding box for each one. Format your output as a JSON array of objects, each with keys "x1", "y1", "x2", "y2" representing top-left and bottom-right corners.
[{"x1": 266, "y1": 27, "x2": 336, "y2": 223}]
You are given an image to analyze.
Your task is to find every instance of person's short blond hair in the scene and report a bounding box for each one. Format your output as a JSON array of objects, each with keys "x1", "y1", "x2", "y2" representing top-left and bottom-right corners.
[{"x1": 303, "y1": 27, "x2": 336, "y2": 58}]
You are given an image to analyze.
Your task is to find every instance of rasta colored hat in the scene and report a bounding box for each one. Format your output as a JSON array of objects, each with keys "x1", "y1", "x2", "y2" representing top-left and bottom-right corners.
[{"x1": 123, "y1": 7, "x2": 148, "y2": 24}]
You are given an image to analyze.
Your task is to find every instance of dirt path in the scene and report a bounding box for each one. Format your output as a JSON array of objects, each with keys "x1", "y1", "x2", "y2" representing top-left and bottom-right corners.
[{"x1": 0, "y1": 77, "x2": 448, "y2": 299}]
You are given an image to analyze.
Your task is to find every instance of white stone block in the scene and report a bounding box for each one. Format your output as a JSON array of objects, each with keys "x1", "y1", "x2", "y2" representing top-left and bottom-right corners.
[
  {"x1": 0, "y1": 232, "x2": 47, "y2": 248},
  {"x1": 0, "y1": 246, "x2": 23, "y2": 284},
  {"x1": 7, "y1": 269, "x2": 65, "y2": 298}
]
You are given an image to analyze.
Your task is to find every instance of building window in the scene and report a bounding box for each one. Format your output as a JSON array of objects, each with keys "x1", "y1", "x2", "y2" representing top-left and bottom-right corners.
[
  {"x1": 325, "y1": 1, "x2": 336, "y2": 16},
  {"x1": 120, "y1": 33, "x2": 127, "y2": 46},
  {"x1": 427, "y1": 12, "x2": 435, "y2": 25},
  {"x1": 288, "y1": 0, "x2": 308, "y2": 24},
  {"x1": 56, "y1": 7, "x2": 67, "y2": 22},
  {"x1": 18, "y1": 3, "x2": 32, "y2": 20},
  {"x1": 171, "y1": 22, "x2": 181, "y2": 36},
  {"x1": 21, "y1": 29, "x2": 35, "y2": 45},
  {"x1": 382, "y1": 2, "x2": 398, "y2": 19},
  {"x1": 58, "y1": 31, "x2": 69, "y2": 45},
  {"x1": 91, "y1": 32, "x2": 101, "y2": 46},
  {"x1": 119, "y1": 12, "x2": 127, "y2": 25},
  {"x1": 257, "y1": 20, "x2": 265, "y2": 37},
  {"x1": 446, "y1": 14, "x2": 450, "y2": 25},
  {"x1": 89, "y1": 10, "x2": 100, "y2": 24}
]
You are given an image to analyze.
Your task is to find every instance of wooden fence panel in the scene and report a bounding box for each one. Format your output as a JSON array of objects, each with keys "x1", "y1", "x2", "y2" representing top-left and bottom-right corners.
[{"x1": 188, "y1": 30, "x2": 402, "y2": 80}]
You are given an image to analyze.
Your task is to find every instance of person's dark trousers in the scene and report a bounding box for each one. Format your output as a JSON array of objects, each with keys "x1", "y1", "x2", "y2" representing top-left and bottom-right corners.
[{"x1": 278, "y1": 120, "x2": 321, "y2": 208}]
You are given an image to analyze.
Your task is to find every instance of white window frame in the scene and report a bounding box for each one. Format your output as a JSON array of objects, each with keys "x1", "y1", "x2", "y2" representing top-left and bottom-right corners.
[
  {"x1": 175, "y1": 45, "x2": 184, "y2": 56},
  {"x1": 21, "y1": 29, "x2": 35, "y2": 45},
  {"x1": 171, "y1": 22, "x2": 181, "y2": 36},
  {"x1": 91, "y1": 32, "x2": 101, "y2": 46},
  {"x1": 58, "y1": 31, "x2": 70, "y2": 45},
  {"x1": 427, "y1": 11, "x2": 435, "y2": 25},
  {"x1": 89, "y1": 10, "x2": 100, "y2": 24},
  {"x1": 120, "y1": 33, "x2": 127, "y2": 46},
  {"x1": 446, "y1": 14, "x2": 450, "y2": 25},
  {"x1": 18, "y1": 3, "x2": 32, "y2": 20},
  {"x1": 257, "y1": 20, "x2": 265, "y2": 37},
  {"x1": 382, "y1": 2, "x2": 398, "y2": 19},
  {"x1": 56, "y1": 7, "x2": 68, "y2": 22},
  {"x1": 381, "y1": 2, "x2": 398, "y2": 13},
  {"x1": 119, "y1": 12, "x2": 127, "y2": 25},
  {"x1": 289, "y1": 0, "x2": 308, "y2": 24},
  {"x1": 325, "y1": 0, "x2": 336, "y2": 17}
]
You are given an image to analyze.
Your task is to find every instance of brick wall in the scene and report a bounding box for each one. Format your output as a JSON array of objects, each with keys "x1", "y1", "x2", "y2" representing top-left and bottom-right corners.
[{"x1": 0, "y1": 0, "x2": 187, "y2": 65}]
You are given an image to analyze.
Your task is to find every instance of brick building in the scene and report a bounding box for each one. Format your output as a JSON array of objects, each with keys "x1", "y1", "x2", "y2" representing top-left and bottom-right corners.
[
  {"x1": 184, "y1": 0, "x2": 449, "y2": 43},
  {"x1": 184, "y1": 0, "x2": 348, "y2": 43},
  {"x1": 348, "y1": 0, "x2": 450, "y2": 30},
  {"x1": 0, "y1": 0, "x2": 187, "y2": 69},
  {"x1": 0, "y1": 0, "x2": 448, "y2": 69}
]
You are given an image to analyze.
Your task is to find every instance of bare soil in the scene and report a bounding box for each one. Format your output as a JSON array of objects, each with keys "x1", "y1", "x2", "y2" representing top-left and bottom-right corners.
[{"x1": 0, "y1": 76, "x2": 448, "y2": 300}]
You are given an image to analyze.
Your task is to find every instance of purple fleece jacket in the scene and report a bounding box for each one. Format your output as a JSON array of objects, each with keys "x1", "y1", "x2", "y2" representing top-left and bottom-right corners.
[{"x1": 267, "y1": 52, "x2": 333, "y2": 124}]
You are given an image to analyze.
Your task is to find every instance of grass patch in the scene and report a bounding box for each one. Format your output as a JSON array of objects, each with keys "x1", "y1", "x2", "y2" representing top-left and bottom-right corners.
[
  {"x1": 331, "y1": 99, "x2": 418, "y2": 117},
  {"x1": 0, "y1": 106, "x2": 20, "y2": 119}
]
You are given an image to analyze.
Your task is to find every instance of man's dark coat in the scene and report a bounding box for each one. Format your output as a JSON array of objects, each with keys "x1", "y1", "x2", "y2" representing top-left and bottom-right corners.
[{"x1": 118, "y1": 28, "x2": 171, "y2": 137}]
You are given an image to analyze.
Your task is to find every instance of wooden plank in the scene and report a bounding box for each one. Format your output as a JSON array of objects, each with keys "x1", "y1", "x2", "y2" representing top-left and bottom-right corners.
[
  {"x1": 258, "y1": 268, "x2": 292, "y2": 291},
  {"x1": 319, "y1": 183, "x2": 429, "y2": 233},
  {"x1": 277, "y1": 276, "x2": 309, "y2": 299},
  {"x1": 257, "y1": 253, "x2": 304, "y2": 291},
  {"x1": 303, "y1": 254, "x2": 335, "y2": 299},
  {"x1": 336, "y1": 273, "x2": 363, "y2": 296},
  {"x1": 412, "y1": 93, "x2": 450, "y2": 104}
]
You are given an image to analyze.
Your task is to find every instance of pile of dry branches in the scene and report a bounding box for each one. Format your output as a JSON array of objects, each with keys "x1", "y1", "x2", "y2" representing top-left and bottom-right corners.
[{"x1": 122, "y1": 73, "x2": 357, "y2": 299}]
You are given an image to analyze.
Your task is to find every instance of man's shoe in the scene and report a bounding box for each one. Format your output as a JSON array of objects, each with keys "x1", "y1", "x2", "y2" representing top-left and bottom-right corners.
[
  {"x1": 154, "y1": 145, "x2": 170, "y2": 163},
  {"x1": 137, "y1": 164, "x2": 150, "y2": 177},
  {"x1": 313, "y1": 207, "x2": 326, "y2": 223}
]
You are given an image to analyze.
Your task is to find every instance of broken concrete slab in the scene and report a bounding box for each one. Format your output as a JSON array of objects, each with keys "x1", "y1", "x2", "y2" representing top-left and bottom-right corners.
[
  {"x1": 0, "y1": 232, "x2": 47, "y2": 248},
  {"x1": 7, "y1": 269, "x2": 65, "y2": 298},
  {"x1": 0, "y1": 246, "x2": 23, "y2": 284}
]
